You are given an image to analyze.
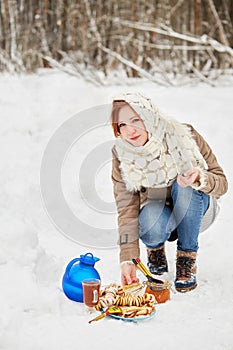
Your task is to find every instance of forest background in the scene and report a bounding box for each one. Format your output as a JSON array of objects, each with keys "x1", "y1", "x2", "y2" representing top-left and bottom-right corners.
[{"x1": 1, "y1": 0, "x2": 233, "y2": 85}]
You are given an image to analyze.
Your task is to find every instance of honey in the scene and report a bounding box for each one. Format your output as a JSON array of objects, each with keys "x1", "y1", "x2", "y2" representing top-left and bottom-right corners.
[{"x1": 145, "y1": 281, "x2": 170, "y2": 304}]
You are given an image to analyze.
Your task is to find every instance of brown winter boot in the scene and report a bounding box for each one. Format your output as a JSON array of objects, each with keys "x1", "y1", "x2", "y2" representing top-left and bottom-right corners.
[
  {"x1": 175, "y1": 250, "x2": 197, "y2": 293},
  {"x1": 147, "y1": 245, "x2": 168, "y2": 275}
]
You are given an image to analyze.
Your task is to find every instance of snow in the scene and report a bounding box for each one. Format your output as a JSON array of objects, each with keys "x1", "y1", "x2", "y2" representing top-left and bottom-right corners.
[{"x1": 0, "y1": 70, "x2": 233, "y2": 350}]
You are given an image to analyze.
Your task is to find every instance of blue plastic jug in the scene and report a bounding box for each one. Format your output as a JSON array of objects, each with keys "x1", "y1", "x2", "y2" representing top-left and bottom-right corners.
[{"x1": 62, "y1": 252, "x2": 101, "y2": 302}]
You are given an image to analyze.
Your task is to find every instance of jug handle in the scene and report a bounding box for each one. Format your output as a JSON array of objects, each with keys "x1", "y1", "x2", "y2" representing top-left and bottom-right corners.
[
  {"x1": 84, "y1": 252, "x2": 94, "y2": 259},
  {"x1": 65, "y1": 258, "x2": 80, "y2": 278}
]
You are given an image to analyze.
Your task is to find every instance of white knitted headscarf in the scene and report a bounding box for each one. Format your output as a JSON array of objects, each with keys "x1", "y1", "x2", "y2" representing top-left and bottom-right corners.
[{"x1": 114, "y1": 92, "x2": 207, "y2": 191}]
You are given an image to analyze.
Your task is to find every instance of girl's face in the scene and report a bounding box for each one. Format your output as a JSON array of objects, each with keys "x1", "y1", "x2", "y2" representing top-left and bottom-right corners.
[{"x1": 117, "y1": 105, "x2": 148, "y2": 146}]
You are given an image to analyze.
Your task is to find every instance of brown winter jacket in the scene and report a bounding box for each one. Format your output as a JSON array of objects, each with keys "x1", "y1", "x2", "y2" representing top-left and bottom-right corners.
[{"x1": 111, "y1": 125, "x2": 228, "y2": 263}]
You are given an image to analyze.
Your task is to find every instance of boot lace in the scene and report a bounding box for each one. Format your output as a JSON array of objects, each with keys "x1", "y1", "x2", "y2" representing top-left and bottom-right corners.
[
  {"x1": 176, "y1": 256, "x2": 195, "y2": 279},
  {"x1": 149, "y1": 248, "x2": 166, "y2": 267}
]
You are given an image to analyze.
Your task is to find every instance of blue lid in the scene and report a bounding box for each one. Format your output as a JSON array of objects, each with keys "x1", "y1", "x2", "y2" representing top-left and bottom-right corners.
[{"x1": 80, "y1": 252, "x2": 100, "y2": 265}]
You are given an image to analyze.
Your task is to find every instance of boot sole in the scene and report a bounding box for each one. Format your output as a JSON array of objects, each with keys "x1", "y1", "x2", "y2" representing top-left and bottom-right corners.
[
  {"x1": 148, "y1": 265, "x2": 168, "y2": 275},
  {"x1": 176, "y1": 283, "x2": 197, "y2": 293},
  {"x1": 150, "y1": 269, "x2": 168, "y2": 276}
]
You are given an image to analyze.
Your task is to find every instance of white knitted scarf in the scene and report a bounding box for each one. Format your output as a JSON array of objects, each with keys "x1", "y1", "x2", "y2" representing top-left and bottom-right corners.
[{"x1": 114, "y1": 92, "x2": 207, "y2": 191}]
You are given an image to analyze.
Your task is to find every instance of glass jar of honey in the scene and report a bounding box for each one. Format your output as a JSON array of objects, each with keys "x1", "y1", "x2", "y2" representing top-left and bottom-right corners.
[{"x1": 145, "y1": 281, "x2": 170, "y2": 304}]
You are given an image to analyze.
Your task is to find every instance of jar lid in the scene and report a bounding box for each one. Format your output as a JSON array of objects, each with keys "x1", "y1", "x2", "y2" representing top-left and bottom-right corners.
[{"x1": 147, "y1": 280, "x2": 170, "y2": 291}]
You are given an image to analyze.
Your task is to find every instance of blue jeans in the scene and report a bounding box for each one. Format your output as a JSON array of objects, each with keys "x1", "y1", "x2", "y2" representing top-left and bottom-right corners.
[{"x1": 139, "y1": 181, "x2": 210, "y2": 252}]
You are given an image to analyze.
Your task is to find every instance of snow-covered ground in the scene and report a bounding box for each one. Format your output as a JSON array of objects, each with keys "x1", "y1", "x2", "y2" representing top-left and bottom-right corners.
[{"x1": 0, "y1": 70, "x2": 233, "y2": 350}]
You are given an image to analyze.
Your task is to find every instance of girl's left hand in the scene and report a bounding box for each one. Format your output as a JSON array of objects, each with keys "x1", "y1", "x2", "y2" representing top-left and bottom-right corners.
[{"x1": 177, "y1": 168, "x2": 200, "y2": 188}]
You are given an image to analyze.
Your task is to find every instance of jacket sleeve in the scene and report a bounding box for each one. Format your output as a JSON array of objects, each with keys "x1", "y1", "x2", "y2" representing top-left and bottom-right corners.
[
  {"x1": 112, "y1": 146, "x2": 140, "y2": 262},
  {"x1": 190, "y1": 125, "x2": 228, "y2": 198}
]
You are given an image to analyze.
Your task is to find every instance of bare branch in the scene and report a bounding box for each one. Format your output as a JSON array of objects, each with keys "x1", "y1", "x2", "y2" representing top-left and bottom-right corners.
[
  {"x1": 113, "y1": 18, "x2": 233, "y2": 58},
  {"x1": 41, "y1": 54, "x2": 102, "y2": 87},
  {"x1": 98, "y1": 43, "x2": 169, "y2": 86},
  {"x1": 170, "y1": 0, "x2": 185, "y2": 17},
  {"x1": 207, "y1": 0, "x2": 233, "y2": 65},
  {"x1": 184, "y1": 60, "x2": 216, "y2": 86},
  {"x1": 112, "y1": 18, "x2": 202, "y2": 44}
]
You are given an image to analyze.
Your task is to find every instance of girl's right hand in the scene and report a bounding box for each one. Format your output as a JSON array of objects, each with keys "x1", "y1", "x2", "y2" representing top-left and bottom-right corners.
[{"x1": 121, "y1": 263, "x2": 139, "y2": 286}]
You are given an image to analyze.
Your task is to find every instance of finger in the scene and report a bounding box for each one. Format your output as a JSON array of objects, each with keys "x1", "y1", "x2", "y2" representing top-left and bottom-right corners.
[
  {"x1": 178, "y1": 179, "x2": 188, "y2": 188},
  {"x1": 178, "y1": 173, "x2": 196, "y2": 186},
  {"x1": 122, "y1": 278, "x2": 129, "y2": 286},
  {"x1": 131, "y1": 277, "x2": 139, "y2": 284},
  {"x1": 121, "y1": 274, "x2": 127, "y2": 286},
  {"x1": 177, "y1": 176, "x2": 186, "y2": 187},
  {"x1": 122, "y1": 274, "x2": 132, "y2": 286},
  {"x1": 126, "y1": 276, "x2": 133, "y2": 285},
  {"x1": 184, "y1": 169, "x2": 199, "y2": 179},
  {"x1": 184, "y1": 174, "x2": 196, "y2": 185},
  {"x1": 183, "y1": 171, "x2": 192, "y2": 178},
  {"x1": 183, "y1": 168, "x2": 196, "y2": 176}
]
